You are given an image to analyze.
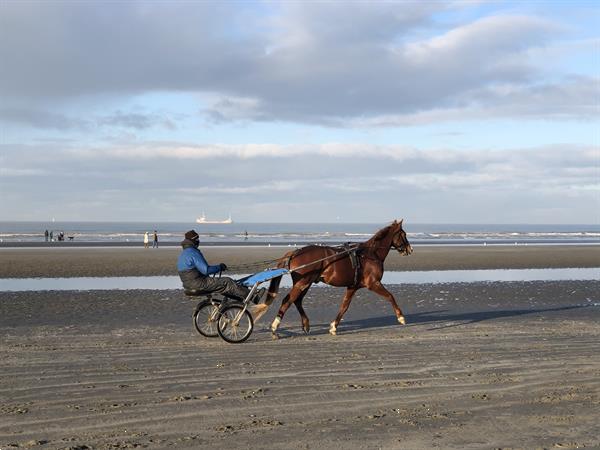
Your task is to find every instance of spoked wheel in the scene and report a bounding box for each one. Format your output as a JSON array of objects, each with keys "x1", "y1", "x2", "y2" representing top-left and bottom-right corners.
[
  {"x1": 217, "y1": 304, "x2": 254, "y2": 344},
  {"x1": 193, "y1": 300, "x2": 220, "y2": 337}
]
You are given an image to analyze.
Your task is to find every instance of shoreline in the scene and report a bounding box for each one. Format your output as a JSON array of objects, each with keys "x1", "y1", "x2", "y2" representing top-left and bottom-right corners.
[{"x1": 2, "y1": 239, "x2": 599, "y2": 248}]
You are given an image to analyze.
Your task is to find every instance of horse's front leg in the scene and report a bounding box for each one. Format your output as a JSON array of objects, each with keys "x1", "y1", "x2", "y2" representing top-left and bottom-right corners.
[
  {"x1": 329, "y1": 287, "x2": 358, "y2": 335},
  {"x1": 366, "y1": 281, "x2": 406, "y2": 325},
  {"x1": 270, "y1": 281, "x2": 311, "y2": 336}
]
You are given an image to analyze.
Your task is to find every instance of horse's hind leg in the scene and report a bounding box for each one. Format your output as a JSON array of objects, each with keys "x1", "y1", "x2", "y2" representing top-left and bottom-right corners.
[
  {"x1": 250, "y1": 276, "x2": 283, "y2": 323},
  {"x1": 329, "y1": 287, "x2": 358, "y2": 335},
  {"x1": 270, "y1": 279, "x2": 312, "y2": 335},
  {"x1": 265, "y1": 276, "x2": 282, "y2": 306},
  {"x1": 367, "y1": 281, "x2": 406, "y2": 325},
  {"x1": 253, "y1": 276, "x2": 282, "y2": 323}
]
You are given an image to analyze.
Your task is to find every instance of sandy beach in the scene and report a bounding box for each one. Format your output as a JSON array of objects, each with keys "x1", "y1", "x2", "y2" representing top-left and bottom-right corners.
[
  {"x1": 0, "y1": 244, "x2": 598, "y2": 278},
  {"x1": 1, "y1": 246, "x2": 599, "y2": 449}
]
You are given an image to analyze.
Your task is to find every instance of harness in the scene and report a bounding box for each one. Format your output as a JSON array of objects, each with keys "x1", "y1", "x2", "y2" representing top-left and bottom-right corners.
[
  {"x1": 228, "y1": 240, "x2": 400, "y2": 284},
  {"x1": 343, "y1": 242, "x2": 361, "y2": 287},
  {"x1": 285, "y1": 243, "x2": 362, "y2": 287}
]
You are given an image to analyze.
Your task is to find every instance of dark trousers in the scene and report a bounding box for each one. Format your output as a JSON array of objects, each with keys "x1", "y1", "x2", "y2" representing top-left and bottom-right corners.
[{"x1": 179, "y1": 270, "x2": 249, "y2": 300}]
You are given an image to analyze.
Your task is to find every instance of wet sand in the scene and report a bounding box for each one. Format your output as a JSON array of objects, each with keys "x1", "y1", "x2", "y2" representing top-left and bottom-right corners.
[
  {"x1": 1, "y1": 248, "x2": 599, "y2": 449},
  {"x1": 0, "y1": 244, "x2": 598, "y2": 278}
]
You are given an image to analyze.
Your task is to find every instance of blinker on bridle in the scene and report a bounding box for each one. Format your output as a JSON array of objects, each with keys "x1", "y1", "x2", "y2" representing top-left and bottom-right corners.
[{"x1": 392, "y1": 230, "x2": 409, "y2": 254}]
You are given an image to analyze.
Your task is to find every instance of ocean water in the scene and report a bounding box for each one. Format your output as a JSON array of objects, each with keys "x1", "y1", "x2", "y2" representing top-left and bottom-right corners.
[{"x1": 0, "y1": 222, "x2": 599, "y2": 245}]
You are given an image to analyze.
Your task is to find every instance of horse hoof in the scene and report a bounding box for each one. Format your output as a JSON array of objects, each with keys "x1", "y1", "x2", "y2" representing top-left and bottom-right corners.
[
  {"x1": 303, "y1": 323, "x2": 310, "y2": 334},
  {"x1": 398, "y1": 316, "x2": 406, "y2": 325}
]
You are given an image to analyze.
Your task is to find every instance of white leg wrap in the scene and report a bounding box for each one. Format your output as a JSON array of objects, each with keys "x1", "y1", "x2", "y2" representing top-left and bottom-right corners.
[
  {"x1": 329, "y1": 321, "x2": 337, "y2": 335},
  {"x1": 398, "y1": 315, "x2": 406, "y2": 325},
  {"x1": 271, "y1": 316, "x2": 281, "y2": 333}
]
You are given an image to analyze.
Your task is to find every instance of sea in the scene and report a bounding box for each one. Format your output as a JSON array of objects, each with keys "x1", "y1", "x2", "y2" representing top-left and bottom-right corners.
[{"x1": 0, "y1": 222, "x2": 599, "y2": 246}]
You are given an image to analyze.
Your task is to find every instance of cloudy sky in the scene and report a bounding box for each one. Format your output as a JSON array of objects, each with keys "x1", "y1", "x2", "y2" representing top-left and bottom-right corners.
[{"x1": 0, "y1": 1, "x2": 598, "y2": 223}]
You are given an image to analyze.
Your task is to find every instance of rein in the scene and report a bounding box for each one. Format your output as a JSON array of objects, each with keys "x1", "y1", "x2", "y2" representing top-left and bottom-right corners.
[
  {"x1": 226, "y1": 236, "x2": 405, "y2": 273},
  {"x1": 226, "y1": 258, "x2": 284, "y2": 272},
  {"x1": 226, "y1": 243, "x2": 361, "y2": 272}
]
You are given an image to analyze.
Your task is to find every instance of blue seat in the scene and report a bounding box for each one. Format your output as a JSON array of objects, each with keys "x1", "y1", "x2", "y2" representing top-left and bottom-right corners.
[{"x1": 238, "y1": 268, "x2": 288, "y2": 287}]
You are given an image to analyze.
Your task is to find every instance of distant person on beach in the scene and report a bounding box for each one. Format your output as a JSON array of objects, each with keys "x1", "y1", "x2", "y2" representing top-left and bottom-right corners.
[
  {"x1": 49, "y1": 230, "x2": 54, "y2": 242},
  {"x1": 177, "y1": 230, "x2": 259, "y2": 301},
  {"x1": 153, "y1": 230, "x2": 158, "y2": 248},
  {"x1": 44, "y1": 230, "x2": 49, "y2": 242},
  {"x1": 144, "y1": 232, "x2": 149, "y2": 249}
]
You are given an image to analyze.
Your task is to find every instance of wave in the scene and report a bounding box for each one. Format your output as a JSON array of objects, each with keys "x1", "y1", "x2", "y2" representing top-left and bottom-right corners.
[{"x1": 1, "y1": 224, "x2": 599, "y2": 243}]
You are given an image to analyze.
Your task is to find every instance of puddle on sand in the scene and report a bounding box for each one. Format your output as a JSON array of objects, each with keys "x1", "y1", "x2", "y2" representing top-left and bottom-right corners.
[{"x1": 0, "y1": 268, "x2": 598, "y2": 292}]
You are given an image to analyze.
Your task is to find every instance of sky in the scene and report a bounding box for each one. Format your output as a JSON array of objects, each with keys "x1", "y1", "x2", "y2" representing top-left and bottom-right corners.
[{"x1": 0, "y1": 0, "x2": 598, "y2": 224}]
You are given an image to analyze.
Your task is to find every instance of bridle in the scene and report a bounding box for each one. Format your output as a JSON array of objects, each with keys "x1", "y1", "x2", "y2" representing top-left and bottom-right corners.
[{"x1": 391, "y1": 227, "x2": 412, "y2": 256}]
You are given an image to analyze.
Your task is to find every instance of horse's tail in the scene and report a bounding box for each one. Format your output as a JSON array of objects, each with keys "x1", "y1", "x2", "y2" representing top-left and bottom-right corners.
[
  {"x1": 250, "y1": 274, "x2": 283, "y2": 323},
  {"x1": 250, "y1": 251, "x2": 293, "y2": 323}
]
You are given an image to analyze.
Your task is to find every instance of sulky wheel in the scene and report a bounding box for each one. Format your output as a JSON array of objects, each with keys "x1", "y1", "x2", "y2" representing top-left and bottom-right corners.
[
  {"x1": 193, "y1": 300, "x2": 220, "y2": 337},
  {"x1": 217, "y1": 304, "x2": 254, "y2": 344}
]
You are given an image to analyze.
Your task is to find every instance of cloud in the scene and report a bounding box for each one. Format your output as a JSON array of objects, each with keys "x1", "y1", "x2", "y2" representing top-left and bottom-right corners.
[
  {"x1": 0, "y1": 1, "x2": 264, "y2": 99},
  {"x1": 350, "y1": 76, "x2": 600, "y2": 126},
  {"x1": 97, "y1": 111, "x2": 177, "y2": 130},
  {"x1": 267, "y1": 1, "x2": 440, "y2": 48},
  {"x1": 0, "y1": 167, "x2": 47, "y2": 177},
  {"x1": 204, "y1": 12, "x2": 591, "y2": 125},
  {"x1": 177, "y1": 179, "x2": 305, "y2": 195},
  {"x1": 1, "y1": 3, "x2": 597, "y2": 223},
  {"x1": 1, "y1": 2, "x2": 594, "y2": 126},
  {"x1": 0, "y1": 107, "x2": 177, "y2": 131},
  {"x1": 0, "y1": 107, "x2": 88, "y2": 130},
  {"x1": 4, "y1": 140, "x2": 597, "y2": 189},
  {"x1": 2, "y1": 140, "x2": 597, "y2": 221}
]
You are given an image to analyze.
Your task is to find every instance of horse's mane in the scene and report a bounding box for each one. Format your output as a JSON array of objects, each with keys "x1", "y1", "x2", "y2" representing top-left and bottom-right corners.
[{"x1": 363, "y1": 222, "x2": 396, "y2": 247}]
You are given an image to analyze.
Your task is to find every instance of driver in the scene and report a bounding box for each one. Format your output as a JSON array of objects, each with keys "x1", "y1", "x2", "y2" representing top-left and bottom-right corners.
[{"x1": 177, "y1": 230, "x2": 251, "y2": 300}]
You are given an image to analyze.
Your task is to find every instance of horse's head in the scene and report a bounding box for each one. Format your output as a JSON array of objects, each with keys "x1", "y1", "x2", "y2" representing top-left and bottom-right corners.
[{"x1": 391, "y1": 219, "x2": 412, "y2": 256}]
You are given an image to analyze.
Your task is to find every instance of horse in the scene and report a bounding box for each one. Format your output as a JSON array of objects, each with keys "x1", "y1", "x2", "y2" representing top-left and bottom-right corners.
[{"x1": 263, "y1": 219, "x2": 412, "y2": 336}]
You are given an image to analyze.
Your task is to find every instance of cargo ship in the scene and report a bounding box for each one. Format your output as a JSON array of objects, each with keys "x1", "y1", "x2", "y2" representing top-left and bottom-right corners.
[{"x1": 196, "y1": 212, "x2": 233, "y2": 224}]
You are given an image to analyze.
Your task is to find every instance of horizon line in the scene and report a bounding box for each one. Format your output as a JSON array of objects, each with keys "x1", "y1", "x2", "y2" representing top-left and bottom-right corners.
[{"x1": 0, "y1": 220, "x2": 599, "y2": 226}]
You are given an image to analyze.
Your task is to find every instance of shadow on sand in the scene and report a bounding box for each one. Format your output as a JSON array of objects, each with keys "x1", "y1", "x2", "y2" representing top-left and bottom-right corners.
[{"x1": 259, "y1": 304, "x2": 590, "y2": 338}]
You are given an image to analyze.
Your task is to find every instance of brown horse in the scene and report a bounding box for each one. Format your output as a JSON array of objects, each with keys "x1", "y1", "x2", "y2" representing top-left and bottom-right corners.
[{"x1": 264, "y1": 220, "x2": 412, "y2": 336}]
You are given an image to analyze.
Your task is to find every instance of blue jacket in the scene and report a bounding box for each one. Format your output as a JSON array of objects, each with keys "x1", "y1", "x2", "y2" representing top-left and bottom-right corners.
[{"x1": 177, "y1": 246, "x2": 221, "y2": 276}]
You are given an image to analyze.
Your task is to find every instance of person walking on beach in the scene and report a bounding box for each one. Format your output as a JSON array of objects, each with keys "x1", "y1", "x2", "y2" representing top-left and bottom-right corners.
[
  {"x1": 44, "y1": 229, "x2": 49, "y2": 242},
  {"x1": 144, "y1": 231, "x2": 149, "y2": 249},
  {"x1": 177, "y1": 230, "x2": 262, "y2": 301},
  {"x1": 49, "y1": 230, "x2": 53, "y2": 242},
  {"x1": 153, "y1": 230, "x2": 158, "y2": 248}
]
